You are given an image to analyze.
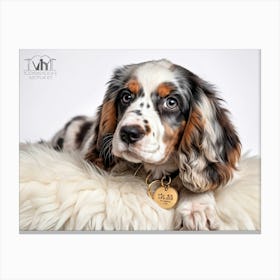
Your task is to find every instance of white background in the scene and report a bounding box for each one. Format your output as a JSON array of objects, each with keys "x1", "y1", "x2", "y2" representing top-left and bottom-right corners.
[
  {"x1": 1, "y1": 1, "x2": 279, "y2": 280},
  {"x1": 20, "y1": 49, "x2": 260, "y2": 156}
]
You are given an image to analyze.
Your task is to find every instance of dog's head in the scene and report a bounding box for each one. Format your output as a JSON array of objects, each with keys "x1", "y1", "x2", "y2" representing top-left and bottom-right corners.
[{"x1": 85, "y1": 59, "x2": 241, "y2": 192}]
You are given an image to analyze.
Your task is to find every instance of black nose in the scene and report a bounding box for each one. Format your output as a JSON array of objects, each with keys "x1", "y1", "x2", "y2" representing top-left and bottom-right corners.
[{"x1": 120, "y1": 125, "x2": 145, "y2": 144}]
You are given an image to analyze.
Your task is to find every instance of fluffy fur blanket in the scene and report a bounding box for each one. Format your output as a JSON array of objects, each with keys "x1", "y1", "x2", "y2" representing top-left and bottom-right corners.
[{"x1": 20, "y1": 144, "x2": 260, "y2": 231}]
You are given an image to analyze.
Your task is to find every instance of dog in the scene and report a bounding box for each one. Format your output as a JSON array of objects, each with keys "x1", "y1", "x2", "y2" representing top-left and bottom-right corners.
[{"x1": 50, "y1": 59, "x2": 241, "y2": 230}]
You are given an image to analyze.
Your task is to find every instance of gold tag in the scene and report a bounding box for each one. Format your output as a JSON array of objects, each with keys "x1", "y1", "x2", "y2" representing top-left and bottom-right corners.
[
  {"x1": 146, "y1": 174, "x2": 178, "y2": 210},
  {"x1": 153, "y1": 185, "x2": 178, "y2": 209}
]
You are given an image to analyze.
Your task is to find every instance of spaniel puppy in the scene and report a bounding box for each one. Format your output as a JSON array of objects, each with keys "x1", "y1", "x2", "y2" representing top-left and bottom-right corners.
[{"x1": 51, "y1": 59, "x2": 241, "y2": 230}]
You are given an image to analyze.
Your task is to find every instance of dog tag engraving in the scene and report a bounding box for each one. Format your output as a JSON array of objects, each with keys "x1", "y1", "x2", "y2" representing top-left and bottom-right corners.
[
  {"x1": 153, "y1": 185, "x2": 178, "y2": 209},
  {"x1": 146, "y1": 174, "x2": 178, "y2": 210}
]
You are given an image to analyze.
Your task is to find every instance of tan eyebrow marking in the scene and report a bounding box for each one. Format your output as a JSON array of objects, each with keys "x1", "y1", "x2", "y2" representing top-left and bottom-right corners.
[
  {"x1": 126, "y1": 79, "x2": 140, "y2": 94},
  {"x1": 157, "y1": 82, "x2": 176, "y2": 98}
]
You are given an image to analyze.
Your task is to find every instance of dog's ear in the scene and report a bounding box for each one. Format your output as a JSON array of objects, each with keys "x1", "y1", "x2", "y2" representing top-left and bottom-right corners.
[
  {"x1": 84, "y1": 67, "x2": 127, "y2": 169},
  {"x1": 84, "y1": 100, "x2": 117, "y2": 169},
  {"x1": 177, "y1": 71, "x2": 241, "y2": 192},
  {"x1": 84, "y1": 65, "x2": 135, "y2": 169}
]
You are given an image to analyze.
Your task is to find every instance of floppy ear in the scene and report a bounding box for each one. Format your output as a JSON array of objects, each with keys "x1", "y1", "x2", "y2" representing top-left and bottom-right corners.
[
  {"x1": 178, "y1": 74, "x2": 241, "y2": 193},
  {"x1": 84, "y1": 99, "x2": 117, "y2": 169},
  {"x1": 84, "y1": 64, "x2": 135, "y2": 169}
]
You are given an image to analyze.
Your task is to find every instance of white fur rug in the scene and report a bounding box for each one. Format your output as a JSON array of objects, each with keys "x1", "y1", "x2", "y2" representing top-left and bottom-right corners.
[{"x1": 20, "y1": 144, "x2": 260, "y2": 231}]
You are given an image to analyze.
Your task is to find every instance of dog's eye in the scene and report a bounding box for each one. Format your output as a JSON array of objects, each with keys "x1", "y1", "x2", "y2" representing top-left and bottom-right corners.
[
  {"x1": 163, "y1": 97, "x2": 178, "y2": 110},
  {"x1": 121, "y1": 90, "x2": 133, "y2": 105}
]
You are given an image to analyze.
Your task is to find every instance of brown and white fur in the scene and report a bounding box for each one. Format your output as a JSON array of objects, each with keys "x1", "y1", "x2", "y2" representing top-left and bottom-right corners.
[{"x1": 50, "y1": 59, "x2": 241, "y2": 230}]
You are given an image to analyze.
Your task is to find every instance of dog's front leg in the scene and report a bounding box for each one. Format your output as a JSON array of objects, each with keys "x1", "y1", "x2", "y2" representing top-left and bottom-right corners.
[{"x1": 174, "y1": 189, "x2": 220, "y2": 231}]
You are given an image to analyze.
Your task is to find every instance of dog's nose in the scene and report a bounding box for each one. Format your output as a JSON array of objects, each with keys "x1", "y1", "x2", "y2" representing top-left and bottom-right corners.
[{"x1": 120, "y1": 125, "x2": 145, "y2": 144}]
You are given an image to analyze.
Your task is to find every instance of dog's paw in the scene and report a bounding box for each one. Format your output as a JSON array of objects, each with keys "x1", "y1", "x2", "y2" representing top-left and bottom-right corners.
[{"x1": 174, "y1": 191, "x2": 220, "y2": 231}]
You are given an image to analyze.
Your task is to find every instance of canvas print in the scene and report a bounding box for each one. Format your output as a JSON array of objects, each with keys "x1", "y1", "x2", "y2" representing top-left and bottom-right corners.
[{"x1": 19, "y1": 50, "x2": 260, "y2": 232}]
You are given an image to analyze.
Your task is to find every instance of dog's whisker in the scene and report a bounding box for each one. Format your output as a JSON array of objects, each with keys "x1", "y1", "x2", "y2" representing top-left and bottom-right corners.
[{"x1": 100, "y1": 133, "x2": 114, "y2": 166}]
